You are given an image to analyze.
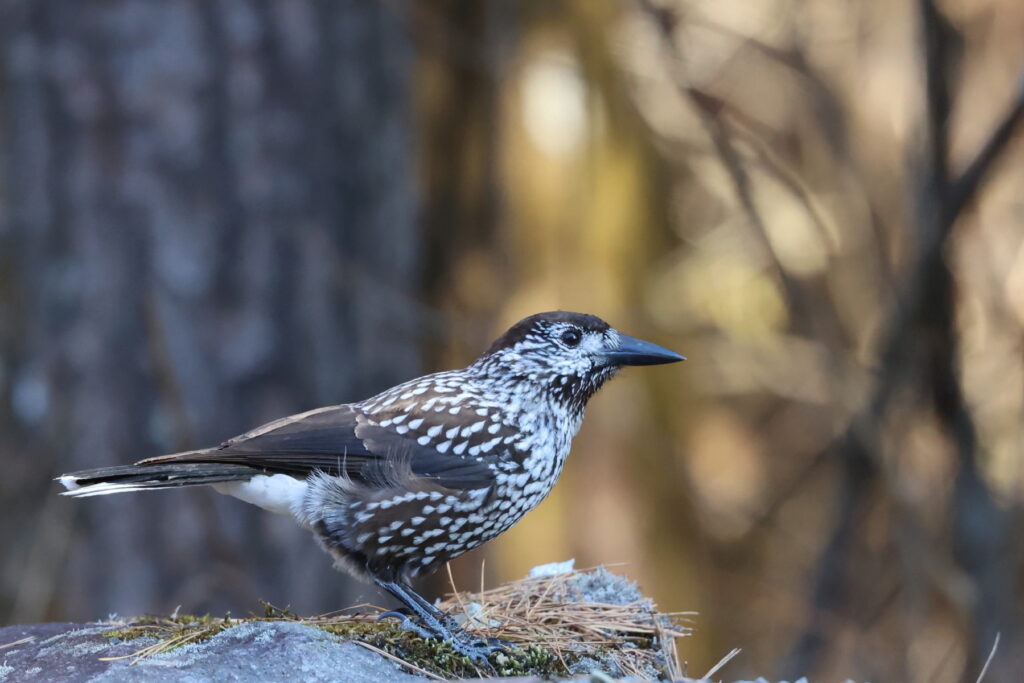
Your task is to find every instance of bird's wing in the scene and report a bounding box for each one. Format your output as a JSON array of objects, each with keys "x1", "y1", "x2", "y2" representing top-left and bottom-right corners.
[{"x1": 137, "y1": 404, "x2": 499, "y2": 491}]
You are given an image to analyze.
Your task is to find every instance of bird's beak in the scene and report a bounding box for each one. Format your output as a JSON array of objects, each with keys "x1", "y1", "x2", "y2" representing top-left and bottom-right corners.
[{"x1": 603, "y1": 332, "x2": 686, "y2": 366}]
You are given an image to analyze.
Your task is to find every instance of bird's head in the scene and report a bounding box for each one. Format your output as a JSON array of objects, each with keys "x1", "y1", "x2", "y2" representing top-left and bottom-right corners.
[{"x1": 472, "y1": 311, "x2": 684, "y2": 412}]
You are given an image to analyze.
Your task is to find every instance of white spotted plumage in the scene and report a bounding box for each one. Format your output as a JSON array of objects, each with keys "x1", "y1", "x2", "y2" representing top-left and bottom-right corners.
[
  {"x1": 292, "y1": 319, "x2": 620, "y2": 582},
  {"x1": 58, "y1": 310, "x2": 682, "y2": 623}
]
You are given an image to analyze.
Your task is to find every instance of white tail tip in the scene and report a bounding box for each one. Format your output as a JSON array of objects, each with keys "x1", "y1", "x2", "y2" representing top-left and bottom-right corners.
[
  {"x1": 57, "y1": 475, "x2": 81, "y2": 491},
  {"x1": 60, "y1": 481, "x2": 162, "y2": 498}
]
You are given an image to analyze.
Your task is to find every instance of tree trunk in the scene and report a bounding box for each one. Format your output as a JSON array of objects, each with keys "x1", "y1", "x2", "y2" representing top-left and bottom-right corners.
[{"x1": 0, "y1": 0, "x2": 420, "y2": 622}]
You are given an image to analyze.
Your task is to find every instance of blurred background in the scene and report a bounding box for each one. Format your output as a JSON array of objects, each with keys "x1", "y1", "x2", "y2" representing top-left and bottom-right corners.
[{"x1": 1, "y1": 0, "x2": 1023, "y2": 681}]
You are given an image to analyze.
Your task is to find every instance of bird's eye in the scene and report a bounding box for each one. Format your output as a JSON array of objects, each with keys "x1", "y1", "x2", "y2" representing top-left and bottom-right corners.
[{"x1": 560, "y1": 329, "x2": 582, "y2": 347}]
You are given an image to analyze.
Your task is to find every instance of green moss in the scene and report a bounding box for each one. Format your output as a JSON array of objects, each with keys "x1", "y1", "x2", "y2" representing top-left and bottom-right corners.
[
  {"x1": 102, "y1": 615, "x2": 568, "y2": 678},
  {"x1": 312, "y1": 621, "x2": 564, "y2": 678},
  {"x1": 101, "y1": 613, "x2": 235, "y2": 655},
  {"x1": 100, "y1": 626, "x2": 153, "y2": 641},
  {"x1": 260, "y1": 601, "x2": 296, "y2": 619}
]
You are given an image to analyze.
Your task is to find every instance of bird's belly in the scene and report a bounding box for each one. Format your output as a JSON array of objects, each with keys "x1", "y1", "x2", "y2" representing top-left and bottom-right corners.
[
  {"x1": 385, "y1": 477, "x2": 557, "y2": 578},
  {"x1": 485, "y1": 472, "x2": 558, "y2": 535},
  {"x1": 309, "y1": 441, "x2": 571, "y2": 580}
]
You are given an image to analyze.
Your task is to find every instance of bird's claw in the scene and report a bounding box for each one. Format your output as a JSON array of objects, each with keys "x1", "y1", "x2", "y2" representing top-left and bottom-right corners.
[
  {"x1": 376, "y1": 608, "x2": 411, "y2": 620},
  {"x1": 377, "y1": 610, "x2": 434, "y2": 640},
  {"x1": 377, "y1": 600, "x2": 511, "y2": 669},
  {"x1": 449, "y1": 631, "x2": 516, "y2": 670},
  {"x1": 448, "y1": 638, "x2": 499, "y2": 668},
  {"x1": 481, "y1": 636, "x2": 514, "y2": 650}
]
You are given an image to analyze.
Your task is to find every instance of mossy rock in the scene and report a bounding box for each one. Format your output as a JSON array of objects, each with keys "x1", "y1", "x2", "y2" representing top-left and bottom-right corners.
[{"x1": 101, "y1": 616, "x2": 564, "y2": 679}]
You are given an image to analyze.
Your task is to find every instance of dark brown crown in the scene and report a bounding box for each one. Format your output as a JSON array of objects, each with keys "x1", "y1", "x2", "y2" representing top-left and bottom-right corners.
[{"x1": 484, "y1": 311, "x2": 611, "y2": 356}]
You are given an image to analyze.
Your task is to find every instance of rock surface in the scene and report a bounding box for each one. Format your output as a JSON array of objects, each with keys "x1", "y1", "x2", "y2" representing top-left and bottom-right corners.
[{"x1": 0, "y1": 621, "x2": 431, "y2": 683}]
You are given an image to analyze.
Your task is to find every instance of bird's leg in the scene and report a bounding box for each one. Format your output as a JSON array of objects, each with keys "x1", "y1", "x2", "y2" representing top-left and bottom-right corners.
[
  {"x1": 400, "y1": 585, "x2": 513, "y2": 650},
  {"x1": 374, "y1": 580, "x2": 445, "y2": 639},
  {"x1": 374, "y1": 579, "x2": 508, "y2": 664},
  {"x1": 397, "y1": 582, "x2": 459, "y2": 628}
]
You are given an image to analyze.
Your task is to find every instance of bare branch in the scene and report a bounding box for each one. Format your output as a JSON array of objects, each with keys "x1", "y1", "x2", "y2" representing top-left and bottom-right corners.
[
  {"x1": 634, "y1": 1, "x2": 1024, "y2": 678},
  {"x1": 636, "y1": 0, "x2": 842, "y2": 348},
  {"x1": 918, "y1": 0, "x2": 961, "y2": 194},
  {"x1": 947, "y1": 75, "x2": 1024, "y2": 219}
]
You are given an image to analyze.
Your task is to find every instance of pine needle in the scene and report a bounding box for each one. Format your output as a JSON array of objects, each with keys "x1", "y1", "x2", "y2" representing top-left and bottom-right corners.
[{"x1": 352, "y1": 640, "x2": 445, "y2": 681}]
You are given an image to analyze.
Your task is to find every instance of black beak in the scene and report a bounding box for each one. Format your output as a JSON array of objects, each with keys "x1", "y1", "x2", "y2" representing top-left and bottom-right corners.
[{"x1": 603, "y1": 332, "x2": 686, "y2": 366}]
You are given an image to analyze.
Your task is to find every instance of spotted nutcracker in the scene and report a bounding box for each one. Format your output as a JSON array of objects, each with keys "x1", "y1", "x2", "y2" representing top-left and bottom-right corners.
[{"x1": 58, "y1": 311, "x2": 684, "y2": 661}]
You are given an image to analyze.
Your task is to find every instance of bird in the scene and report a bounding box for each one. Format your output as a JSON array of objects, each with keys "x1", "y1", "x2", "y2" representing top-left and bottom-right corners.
[{"x1": 58, "y1": 311, "x2": 684, "y2": 661}]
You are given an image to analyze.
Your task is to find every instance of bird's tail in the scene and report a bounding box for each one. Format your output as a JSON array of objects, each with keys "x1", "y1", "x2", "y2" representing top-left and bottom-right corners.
[{"x1": 57, "y1": 454, "x2": 258, "y2": 498}]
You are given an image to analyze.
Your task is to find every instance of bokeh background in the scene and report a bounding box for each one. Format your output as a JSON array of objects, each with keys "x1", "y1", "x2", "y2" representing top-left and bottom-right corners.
[{"x1": 2, "y1": 1, "x2": 1023, "y2": 681}]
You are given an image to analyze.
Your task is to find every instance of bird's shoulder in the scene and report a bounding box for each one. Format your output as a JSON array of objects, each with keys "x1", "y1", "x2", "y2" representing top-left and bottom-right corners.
[{"x1": 358, "y1": 370, "x2": 524, "y2": 460}]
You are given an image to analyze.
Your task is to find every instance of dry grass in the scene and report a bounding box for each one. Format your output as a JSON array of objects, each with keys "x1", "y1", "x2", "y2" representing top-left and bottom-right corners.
[{"x1": 432, "y1": 566, "x2": 693, "y2": 679}]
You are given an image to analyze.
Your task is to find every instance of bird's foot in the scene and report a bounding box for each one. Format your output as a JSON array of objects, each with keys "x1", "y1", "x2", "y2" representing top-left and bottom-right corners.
[
  {"x1": 377, "y1": 610, "x2": 434, "y2": 640},
  {"x1": 451, "y1": 627, "x2": 520, "y2": 670},
  {"x1": 483, "y1": 635, "x2": 514, "y2": 650},
  {"x1": 377, "y1": 609, "x2": 510, "y2": 667},
  {"x1": 446, "y1": 630, "x2": 511, "y2": 669}
]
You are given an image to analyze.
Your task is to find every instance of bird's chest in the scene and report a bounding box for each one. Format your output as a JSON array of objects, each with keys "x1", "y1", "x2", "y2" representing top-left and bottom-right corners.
[{"x1": 485, "y1": 409, "x2": 579, "y2": 531}]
